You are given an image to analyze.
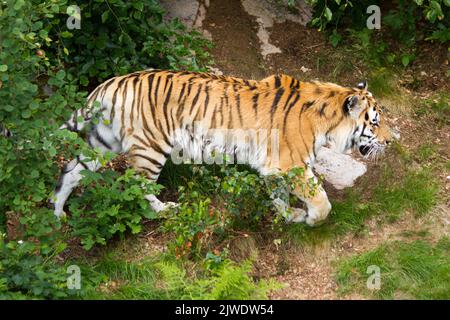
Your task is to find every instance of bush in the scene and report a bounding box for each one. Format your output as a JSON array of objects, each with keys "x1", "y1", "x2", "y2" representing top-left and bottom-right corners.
[
  {"x1": 0, "y1": 0, "x2": 210, "y2": 299},
  {"x1": 68, "y1": 169, "x2": 162, "y2": 250},
  {"x1": 308, "y1": 0, "x2": 450, "y2": 54}
]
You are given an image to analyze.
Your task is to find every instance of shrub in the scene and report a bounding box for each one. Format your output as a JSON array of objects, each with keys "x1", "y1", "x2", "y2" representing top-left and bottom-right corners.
[
  {"x1": 68, "y1": 169, "x2": 162, "y2": 250},
  {"x1": 308, "y1": 0, "x2": 450, "y2": 56},
  {"x1": 0, "y1": 0, "x2": 211, "y2": 299}
]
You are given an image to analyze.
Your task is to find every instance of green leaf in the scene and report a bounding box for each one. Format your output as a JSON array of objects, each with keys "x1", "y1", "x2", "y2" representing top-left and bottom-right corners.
[
  {"x1": 329, "y1": 30, "x2": 342, "y2": 47},
  {"x1": 401, "y1": 55, "x2": 410, "y2": 67},
  {"x1": 56, "y1": 70, "x2": 65, "y2": 80},
  {"x1": 60, "y1": 31, "x2": 73, "y2": 38},
  {"x1": 3, "y1": 105, "x2": 14, "y2": 112},
  {"x1": 101, "y1": 11, "x2": 109, "y2": 23},
  {"x1": 324, "y1": 7, "x2": 333, "y2": 22},
  {"x1": 133, "y1": 2, "x2": 144, "y2": 11},
  {"x1": 0, "y1": 65, "x2": 8, "y2": 72},
  {"x1": 21, "y1": 110, "x2": 31, "y2": 119},
  {"x1": 14, "y1": 0, "x2": 25, "y2": 10}
]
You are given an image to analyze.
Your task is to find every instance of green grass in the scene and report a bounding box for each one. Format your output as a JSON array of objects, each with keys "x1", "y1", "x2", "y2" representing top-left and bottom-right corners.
[
  {"x1": 368, "y1": 68, "x2": 397, "y2": 97},
  {"x1": 284, "y1": 166, "x2": 439, "y2": 245},
  {"x1": 82, "y1": 253, "x2": 279, "y2": 300},
  {"x1": 415, "y1": 91, "x2": 450, "y2": 126},
  {"x1": 416, "y1": 143, "x2": 438, "y2": 162},
  {"x1": 335, "y1": 237, "x2": 450, "y2": 299}
]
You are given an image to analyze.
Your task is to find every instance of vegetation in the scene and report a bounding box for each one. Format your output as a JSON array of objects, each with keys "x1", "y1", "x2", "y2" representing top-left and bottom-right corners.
[
  {"x1": 84, "y1": 254, "x2": 279, "y2": 300},
  {"x1": 308, "y1": 0, "x2": 450, "y2": 68},
  {"x1": 335, "y1": 237, "x2": 450, "y2": 299},
  {"x1": 0, "y1": 0, "x2": 447, "y2": 300}
]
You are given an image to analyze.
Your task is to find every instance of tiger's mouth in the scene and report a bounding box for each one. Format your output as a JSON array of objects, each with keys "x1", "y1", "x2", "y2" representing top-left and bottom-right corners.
[
  {"x1": 359, "y1": 143, "x2": 385, "y2": 160},
  {"x1": 359, "y1": 145, "x2": 371, "y2": 156}
]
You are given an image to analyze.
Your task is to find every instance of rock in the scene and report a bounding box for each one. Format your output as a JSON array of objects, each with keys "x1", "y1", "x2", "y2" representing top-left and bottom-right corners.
[
  {"x1": 159, "y1": 0, "x2": 199, "y2": 29},
  {"x1": 314, "y1": 147, "x2": 367, "y2": 190},
  {"x1": 241, "y1": 0, "x2": 312, "y2": 59}
]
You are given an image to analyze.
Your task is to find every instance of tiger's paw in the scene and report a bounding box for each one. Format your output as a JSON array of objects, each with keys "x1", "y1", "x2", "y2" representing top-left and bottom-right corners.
[
  {"x1": 162, "y1": 201, "x2": 179, "y2": 211},
  {"x1": 285, "y1": 208, "x2": 307, "y2": 223},
  {"x1": 54, "y1": 209, "x2": 67, "y2": 220}
]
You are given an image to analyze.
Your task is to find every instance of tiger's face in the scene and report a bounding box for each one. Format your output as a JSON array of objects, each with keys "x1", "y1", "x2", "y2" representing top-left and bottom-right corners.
[{"x1": 345, "y1": 81, "x2": 393, "y2": 159}]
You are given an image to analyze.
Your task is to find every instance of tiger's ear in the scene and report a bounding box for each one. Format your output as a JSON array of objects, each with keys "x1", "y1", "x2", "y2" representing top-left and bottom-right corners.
[
  {"x1": 356, "y1": 80, "x2": 368, "y2": 91},
  {"x1": 343, "y1": 96, "x2": 363, "y2": 119}
]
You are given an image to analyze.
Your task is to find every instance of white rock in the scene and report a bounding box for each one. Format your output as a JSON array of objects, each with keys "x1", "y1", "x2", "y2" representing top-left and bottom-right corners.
[
  {"x1": 314, "y1": 147, "x2": 367, "y2": 190},
  {"x1": 159, "y1": 0, "x2": 200, "y2": 29}
]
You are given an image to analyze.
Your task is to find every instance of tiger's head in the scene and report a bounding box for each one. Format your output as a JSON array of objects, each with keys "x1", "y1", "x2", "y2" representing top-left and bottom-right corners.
[{"x1": 338, "y1": 81, "x2": 393, "y2": 159}]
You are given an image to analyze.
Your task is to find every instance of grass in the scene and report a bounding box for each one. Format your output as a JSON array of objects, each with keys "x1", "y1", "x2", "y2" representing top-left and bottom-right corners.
[
  {"x1": 284, "y1": 164, "x2": 439, "y2": 245},
  {"x1": 335, "y1": 237, "x2": 450, "y2": 299},
  {"x1": 368, "y1": 68, "x2": 397, "y2": 97},
  {"x1": 416, "y1": 143, "x2": 438, "y2": 162},
  {"x1": 81, "y1": 252, "x2": 279, "y2": 300},
  {"x1": 415, "y1": 91, "x2": 450, "y2": 126}
]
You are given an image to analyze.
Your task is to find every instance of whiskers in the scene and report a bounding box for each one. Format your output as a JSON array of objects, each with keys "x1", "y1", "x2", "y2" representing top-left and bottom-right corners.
[{"x1": 363, "y1": 143, "x2": 385, "y2": 162}]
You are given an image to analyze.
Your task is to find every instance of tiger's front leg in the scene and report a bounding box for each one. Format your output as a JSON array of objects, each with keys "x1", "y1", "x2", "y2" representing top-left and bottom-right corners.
[{"x1": 290, "y1": 169, "x2": 332, "y2": 226}]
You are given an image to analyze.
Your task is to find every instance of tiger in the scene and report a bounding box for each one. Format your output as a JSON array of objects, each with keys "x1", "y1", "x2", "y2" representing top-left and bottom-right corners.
[
  {"x1": 52, "y1": 70, "x2": 393, "y2": 226},
  {"x1": 0, "y1": 122, "x2": 12, "y2": 138}
]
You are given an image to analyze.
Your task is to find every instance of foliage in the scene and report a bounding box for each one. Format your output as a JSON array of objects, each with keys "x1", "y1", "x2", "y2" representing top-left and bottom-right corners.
[
  {"x1": 0, "y1": 211, "x2": 103, "y2": 299},
  {"x1": 53, "y1": 0, "x2": 211, "y2": 85},
  {"x1": 161, "y1": 164, "x2": 271, "y2": 258},
  {"x1": 0, "y1": 0, "x2": 210, "y2": 299},
  {"x1": 161, "y1": 164, "x2": 313, "y2": 258},
  {"x1": 87, "y1": 255, "x2": 278, "y2": 300},
  {"x1": 308, "y1": 0, "x2": 450, "y2": 66},
  {"x1": 335, "y1": 238, "x2": 450, "y2": 299},
  {"x1": 68, "y1": 169, "x2": 162, "y2": 250}
]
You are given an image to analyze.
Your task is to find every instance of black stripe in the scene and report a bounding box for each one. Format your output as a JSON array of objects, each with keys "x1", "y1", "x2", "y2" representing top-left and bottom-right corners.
[
  {"x1": 252, "y1": 93, "x2": 259, "y2": 117},
  {"x1": 110, "y1": 77, "x2": 127, "y2": 123},
  {"x1": 189, "y1": 84, "x2": 202, "y2": 114},
  {"x1": 133, "y1": 153, "x2": 164, "y2": 169},
  {"x1": 234, "y1": 86, "x2": 243, "y2": 126},
  {"x1": 219, "y1": 97, "x2": 224, "y2": 126},
  {"x1": 203, "y1": 85, "x2": 210, "y2": 118},
  {"x1": 282, "y1": 89, "x2": 296, "y2": 111},
  {"x1": 150, "y1": 140, "x2": 170, "y2": 158},
  {"x1": 282, "y1": 92, "x2": 300, "y2": 135},
  {"x1": 129, "y1": 77, "x2": 140, "y2": 127},
  {"x1": 92, "y1": 128, "x2": 112, "y2": 150},
  {"x1": 139, "y1": 166, "x2": 159, "y2": 176},
  {"x1": 302, "y1": 100, "x2": 315, "y2": 110},
  {"x1": 163, "y1": 81, "x2": 173, "y2": 133},
  {"x1": 319, "y1": 102, "x2": 328, "y2": 117},
  {"x1": 178, "y1": 83, "x2": 186, "y2": 104},
  {"x1": 76, "y1": 156, "x2": 89, "y2": 170},
  {"x1": 274, "y1": 75, "x2": 281, "y2": 88},
  {"x1": 270, "y1": 88, "x2": 285, "y2": 125},
  {"x1": 154, "y1": 74, "x2": 162, "y2": 107}
]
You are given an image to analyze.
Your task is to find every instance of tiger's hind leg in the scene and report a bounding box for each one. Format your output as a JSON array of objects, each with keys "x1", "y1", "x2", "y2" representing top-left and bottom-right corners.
[
  {"x1": 52, "y1": 124, "x2": 121, "y2": 218},
  {"x1": 128, "y1": 144, "x2": 177, "y2": 213}
]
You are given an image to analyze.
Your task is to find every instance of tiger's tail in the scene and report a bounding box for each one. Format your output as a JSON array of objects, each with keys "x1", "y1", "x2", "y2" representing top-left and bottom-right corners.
[{"x1": 0, "y1": 123, "x2": 12, "y2": 138}]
